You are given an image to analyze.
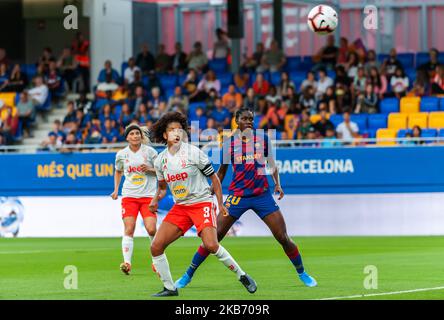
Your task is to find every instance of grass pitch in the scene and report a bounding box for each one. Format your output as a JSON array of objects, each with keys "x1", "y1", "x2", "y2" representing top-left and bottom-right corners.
[{"x1": 1, "y1": 236, "x2": 444, "y2": 300}]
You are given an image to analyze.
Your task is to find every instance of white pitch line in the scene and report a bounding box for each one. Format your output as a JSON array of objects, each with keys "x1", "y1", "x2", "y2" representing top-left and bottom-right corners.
[
  {"x1": 318, "y1": 286, "x2": 444, "y2": 300},
  {"x1": 0, "y1": 248, "x2": 114, "y2": 254}
]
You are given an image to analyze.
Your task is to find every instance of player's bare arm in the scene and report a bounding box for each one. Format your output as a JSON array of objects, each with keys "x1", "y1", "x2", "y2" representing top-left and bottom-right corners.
[
  {"x1": 111, "y1": 170, "x2": 123, "y2": 200},
  {"x1": 267, "y1": 143, "x2": 284, "y2": 200},
  {"x1": 210, "y1": 173, "x2": 229, "y2": 216},
  {"x1": 149, "y1": 180, "x2": 167, "y2": 213}
]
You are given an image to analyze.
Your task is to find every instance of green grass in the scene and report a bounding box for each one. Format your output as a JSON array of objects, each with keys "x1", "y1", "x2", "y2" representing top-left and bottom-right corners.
[{"x1": 1, "y1": 236, "x2": 444, "y2": 300}]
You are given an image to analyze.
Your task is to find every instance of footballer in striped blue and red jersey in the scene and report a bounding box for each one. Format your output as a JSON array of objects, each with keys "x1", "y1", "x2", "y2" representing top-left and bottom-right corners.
[{"x1": 175, "y1": 108, "x2": 317, "y2": 289}]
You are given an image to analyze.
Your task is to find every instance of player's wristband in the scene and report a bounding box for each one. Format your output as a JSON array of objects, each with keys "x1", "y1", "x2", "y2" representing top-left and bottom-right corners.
[{"x1": 200, "y1": 164, "x2": 215, "y2": 177}]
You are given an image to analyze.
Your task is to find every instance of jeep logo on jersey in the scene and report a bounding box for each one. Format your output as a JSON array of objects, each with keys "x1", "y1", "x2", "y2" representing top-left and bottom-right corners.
[
  {"x1": 166, "y1": 172, "x2": 188, "y2": 183},
  {"x1": 172, "y1": 185, "x2": 188, "y2": 198},
  {"x1": 128, "y1": 166, "x2": 143, "y2": 173}
]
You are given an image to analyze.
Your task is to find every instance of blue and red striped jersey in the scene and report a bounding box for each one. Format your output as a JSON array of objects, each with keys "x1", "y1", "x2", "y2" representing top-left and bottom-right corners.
[{"x1": 223, "y1": 131, "x2": 270, "y2": 197}]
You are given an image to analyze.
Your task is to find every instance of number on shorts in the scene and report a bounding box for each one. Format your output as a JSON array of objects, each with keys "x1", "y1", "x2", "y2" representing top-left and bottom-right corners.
[{"x1": 203, "y1": 206, "x2": 210, "y2": 218}]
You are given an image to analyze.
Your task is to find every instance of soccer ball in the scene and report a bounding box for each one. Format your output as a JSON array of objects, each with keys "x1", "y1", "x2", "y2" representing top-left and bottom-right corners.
[{"x1": 307, "y1": 4, "x2": 338, "y2": 35}]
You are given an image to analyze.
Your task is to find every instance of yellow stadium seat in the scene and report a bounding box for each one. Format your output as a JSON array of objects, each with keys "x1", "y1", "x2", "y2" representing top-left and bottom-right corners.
[
  {"x1": 0, "y1": 106, "x2": 17, "y2": 121},
  {"x1": 408, "y1": 113, "x2": 428, "y2": 129},
  {"x1": 0, "y1": 92, "x2": 17, "y2": 107},
  {"x1": 310, "y1": 114, "x2": 321, "y2": 123},
  {"x1": 428, "y1": 112, "x2": 444, "y2": 129},
  {"x1": 376, "y1": 128, "x2": 397, "y2": 146},
  {"x1": 400, "y1": 97, "x2": 420, "y2": 114},
  {"x1": 388, "y1": 113, "x2": 407, "y2": 130}
]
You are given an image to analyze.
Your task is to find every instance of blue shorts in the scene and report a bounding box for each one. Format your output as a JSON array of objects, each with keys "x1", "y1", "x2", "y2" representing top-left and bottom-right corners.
[{"x1": 224, "y1": 191, "x2": 280, "y2": 220}]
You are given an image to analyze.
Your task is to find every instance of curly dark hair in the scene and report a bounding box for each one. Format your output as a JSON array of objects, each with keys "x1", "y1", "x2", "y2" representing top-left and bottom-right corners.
[
  {"x1": 235, "y1": 107, "x2": 254, "y2": 121},
  {"x1": 150, "y1": 111, "x2": 189, "y2": 144}
]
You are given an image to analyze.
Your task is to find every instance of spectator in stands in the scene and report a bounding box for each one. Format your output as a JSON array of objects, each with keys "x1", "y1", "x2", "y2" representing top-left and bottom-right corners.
[
  {"x1": 197, "y1": 70, "x2": 221, "y2": 97},
  {"x1": 210, "y1": 97, "x2": 231, "y2": 129},
  {"x1": 0, "y1": 103, "x2": 18, "y2": 144},
  {"x1": 60, "y1": 131, "x2": 79, "y2": 152},
  {"x1": 119, "y1": 103, "x2": 134, "y2": 128},
  {"x1": 243, "y1": 42, "x2": 264, "y2": 73},
  {"x1": 16, "y1": 91, "x2": 34, "y2": 137},
  {"x1": 284, "y1": 114, "x2": 298, "y2": 139},
  {"x1": 146, "y1": 70, "x2": 162, "y2": 93},
  {"x1": 321, "y1": 127, "x2": 340, "y2": 147},
  {"x1": 194, "y1": 106, "x2": 208, "y2": 131},
  {"x1": 368, "y1": 66, "x2": 387, "y2": 99},
  {"x1": 256, "y1": 97, "x2": 268, "y2": 118},
  {"x1": 46, "y1": 60, "x2": 62, "y2": 104},
  {"x1": 101, "y1": 118, "x2": 119, "y2": 144},
  {"x1": 351, "y1": 67, "x2": 366, "y2": 103},
  {"x1": 297, "y1": 110, "x2": 313, "y2": 140},
  {"x1": 99, "y1": 103, "x2": 116, "y2": 125},
  {"x1": 431, "y1": 64, "x2": 444, "y2": 94},
  {"x1": 336, "y1": 110, "x2": 359, "y2": 144},
  {"x1": 182, "y1": 69, "x2": 201, "y2": 102},
  {"x1": 313, "y1": 35, "x2": 338, "y2": 71},
  {"x1": 233, "y1": 71, "x2": 250, "y2": 94},
  {"x1": 130, "y1": 85, "x2": 148, "y2": 112},
  {"x1": 284, "y1": 86, "x2": 301, "y2": 115},
  {"x1": 3, "y1": 64, "x2": 28, "y2": 92},
  {"x1": 303, "y1": 126, "x2": 319, "y2": 147},
  {"x1": 337, "y1": 37, "x2": 349, "y2": 65},
  {"x1": 75, "y1": 108, "x2": 89, "y2": 130},
  {"x1": 112, "y1": 84, "x2": 129, "y2": 103},
  {"x1": 35, "y1": 63, "x2": 46, "y2": 79},
  {"x1": 265, "y1": 85, "x2": 282, "y2": 106},
  {"x1": 136, "y1": 43, "x2": 155, "y2": 75},
  {"x1": 408, "y1": 68, "x2": 430, "y2": 97},
  {"x1": 98, "y1": 60, "x2": 120, "y2": 84},
  {"x1": 39, "y1": 47, "x2": 55, "y2": 74},
  {"x1": 155, "y1": 44, "x2": 171, "y2": 73},
  {"x1": 300, "y1": 71, "x2": 317, "y2": 93},
  {"x1": 252, "y1": 73, "x2": 270, "y2": 96},
  {"x1": 0, "y1": 63, "x2": 9, "y2": 91},
  {"x1": 257, "y1": 39, "x2": 286, "y2": 73},
  {"x1": 49, "y1": 119, "x2": 66, "y2": 143},
  {"x1": 71, "y1": 31, "x2": 90, "y2": 91},
  {"x1": 411, "y1": 125, "x2": 425, "y2": 145},
  {"x1": 187, "y1": 41, "x2": 208, "y2": 73},
  {"x1": 205, "y1": 88, "x2": 218, "y2": 116},
  {"x1": 85, "y1": 126, "x2": 102, "y2": 144},
  {"x1": 128, "y1": 70, "x2": 144, "y2": 97},
  {"x1": 148, "y1": 87, "x2": 164, "y2": 110},
  {"x1": 334, "y1": 65, "x2": 352, "y2": 113},
  {"x1": 299, "y1": 85, "x2": 316, "y2": 115},
  {"x1": 201, "y1": 118, "x2": 218, "y2": 141},
  {"x1": 63, "y1": 101, "x2": 78, "y2": 132},
  {"x1": 222, "y1": 84, "x2": 242, "y2": 113},
  {"x1": 316, "y1": 68, "x2": 334, "y2": 101},
  {"x1": 57, "y1": 47, "x2": 77, "y2": 92},
  {"x1": 418, "y1": 48, "x2": 440, "y2": 80},
  {"x1": 213, "y1": 28, "x2": 230, "y2": 60},
  {"x1": 314, "y1": 110, "x2": 335, "y2": 138},
  {"x1": 170, "y1": 42, "x2": 187, "y2": 73},
  {"x1": 28, "y1": 76, "x2": 49, "y2": 107},
  {"x1": 390, "y1": 67, "x2": 409, "y2": 99},
  {"x1": 167, "y1": 86, "x2": 189, "y2": 114},
  {"x1": 344, "y1": 51, "x2": 361, "y2": 79},
  {"x1": 277, "y1": 72, "x2": 295, "y2": 98},
  {"x1": 124, "y1": 57, "x2": 141, "y2": 85},
  {"x1": 318, "y1": 86, "x2": 336, "y2": 114},
  {"x1": 149, "y1": 101, "x2": 168, "y2": 122},
  {"x1": 382, "y1": 48, "x2": 403, "y2": 80},
  {"x1": 0, "y1": 48, "x2": 9, "y2": 67},
  {"x1": 364, "y1": 50, "x2": 379, "y2": 74},
  {"x1": 41, "y1": 131, "x2": 62, "y2": 151},
  {"x1": 243, "y1": 87, "x2": 258, "y2": 112},
  {"x1": 355, "y1": 84, "x2": 378, "y2": 114},
  {"x1": 76, "y1": 91, "x2": 92, "y2": 114},
  {"x1": 134, "y1": 103, "x2": 150, "y2": 124}
]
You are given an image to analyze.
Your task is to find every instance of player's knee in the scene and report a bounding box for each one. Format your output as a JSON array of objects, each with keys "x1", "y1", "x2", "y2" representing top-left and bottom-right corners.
[
  {"x1": 146, "y1": 226, "x2": 156, "y2": 237},
  {"x1": 274, "y1": 231, "x2": 290, "y2": 245},
  {"x1": 124, "y1": 226, "x2": 135, "y2": 237},
  {"x1": 150, "y1": 240, "x2": 164, "y2": 256},
  {"x1": 203, "y1": 241, "x2": 219, "y2": 254}
]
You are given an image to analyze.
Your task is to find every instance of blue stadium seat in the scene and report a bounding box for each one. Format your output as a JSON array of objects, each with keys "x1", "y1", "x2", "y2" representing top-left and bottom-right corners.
[
  {"x1": 405, "y1": 68, "x2": 416, "y2": 89},
  {"x1": 165, "y1": 88, "x2": 175, "y2": 100},
  {"x1": 285, "y1": 56, "x2": 302, "y2": 72},
  {"x1": 380, "y1": 98, "x2": 400, "y2": 114},
  {"x1": 25, "y1": 64, "x2": 37, "y2": 79},
  {"x1": 94, "y1": 99, "x2": 109, "y2": 111},
  {"x1": 159, "y1": 75, "x2": 177, "y2": 90},
  {"x1": 300, "y1": 56, "x2": 314, "y2": 71},
  {"x1": 329, "y1": 114, "x2": 343, "y2": 129},
  {"x1": 397, "y1": 53, "x2": 415, "y2": 69},
  {"x1": 439, "y1": 52, "x2": 444, "y2": 64},
  {"x1": 422, "y1": 128, "x2": 438, "y2": 143},
  {"x1": 362, "y1": 128, "x2": 377, "y2": 139},
  {"x1": 368, "y1": 114, "x2": 388, "y2": 130},
  {"x1": 142, "y1": 75, "x2": 149, "y2": 88},
  {"x1": 397, "y1": 129, "x2": 411, "y2": 138},
  {"x1": 415, "y1": 52, "x2": 429, "y2": 68},
  {"x1": 13, "y1": 120, "x2": 23, "y2": 142},
  {"x1": 114, "y1": 105, "x2": 122, "y2": 118},
  {"x1": 254, "y1": 115, "x2": 263, "y2": 128},
  {"x1": 439, "y1": 129, "x2": 444, "y2": 138},
  {"x1": 220, "y1": 86, "x2": 229, "y2": 96},
  {"x1": 350, "y1": 114, "x2": 368, "y2": 132},
  {"x1": 420, "y1": 97, "x2": 439, "y2": 112},
  {"x1": 208, "y1": 59, "x2": 227, "y2": 74},
  {"x1": 275, "y1": 131, "x2": 282, "y2": 140},
  {"x1": 270, "y1": 72, "x2": 282, "y2": 85},
  {"x1": 218, "y1": 73, "x2": 233, "y2": 87},
  {"x1": 439, "y1": 98, "x2": 444, "y2": 111},
  {"x1": 327, "y1": 70, "x2": 336, "y2": 80},
  {"x1": 377, "y1": 54, "x2": 389, "y2": 64}
]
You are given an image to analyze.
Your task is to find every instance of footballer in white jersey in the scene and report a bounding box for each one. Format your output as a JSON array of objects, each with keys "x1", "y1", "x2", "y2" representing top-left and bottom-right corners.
[
  {"x1": 111, "y1": 124, "x2": 158, "y2": 276},
  {"x1": 147, "y1": 112, "x2": 256, "y2": 297}
]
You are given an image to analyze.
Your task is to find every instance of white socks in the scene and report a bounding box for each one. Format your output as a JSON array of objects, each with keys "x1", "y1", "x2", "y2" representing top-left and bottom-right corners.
[
  {"x1": 148, "y1": 235, "x2": 154, "y2": 242},
  {"x1": 213, "y1": 245, "x2": 246, "y2": 279},
  {"x1": 152, "y1": 254, "x2": 175, "y2": 291},
  {"x1": 122, "y1": 236, "x2": 134, "y2": 264}
]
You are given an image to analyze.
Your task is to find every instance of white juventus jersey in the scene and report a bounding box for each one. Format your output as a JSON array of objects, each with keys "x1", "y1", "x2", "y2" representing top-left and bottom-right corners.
[
  {"x1": 115, "y1": 144, "x2": 158, "y2": 198},
  {"x1": 154, "y1": 142, "x2": 215, "y2": 205}
]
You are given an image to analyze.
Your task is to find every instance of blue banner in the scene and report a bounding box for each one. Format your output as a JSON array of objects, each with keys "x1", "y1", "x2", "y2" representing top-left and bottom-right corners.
[{"x1": 1, "y1": 146, "x2": 444, "y2": 196}]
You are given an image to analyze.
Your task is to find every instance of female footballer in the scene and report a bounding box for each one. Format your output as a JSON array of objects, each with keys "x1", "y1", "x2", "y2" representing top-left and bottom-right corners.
[
  {"x1": 111, "y1": 123, "x2": 158, "y2": 275},
  {"x1": 148, "y1": 112, "x2": 256, "y2": 297},
  {"x1": 175, "y1": 108, "x2": 317, "y2": 288}
]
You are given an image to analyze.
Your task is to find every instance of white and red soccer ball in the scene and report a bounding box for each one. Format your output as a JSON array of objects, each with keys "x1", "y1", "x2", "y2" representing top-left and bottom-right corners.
[{"x1": 307, "y1": 4, "x2": 338, "y2": 35}]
